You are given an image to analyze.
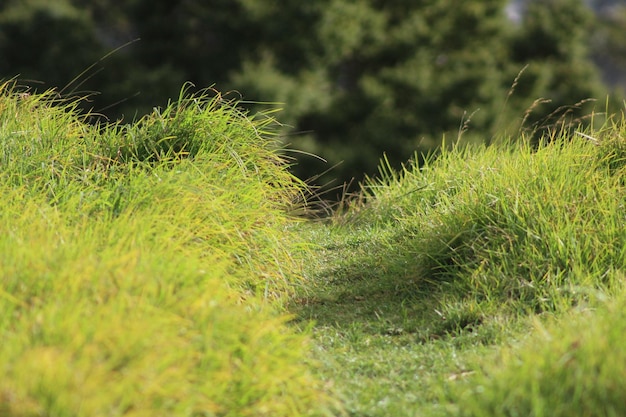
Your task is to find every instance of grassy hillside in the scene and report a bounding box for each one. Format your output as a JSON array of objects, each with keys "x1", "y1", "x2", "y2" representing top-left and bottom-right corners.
[
  {"x1": 0, "y1": 83, "x2": 337, "y2": 416},
  {"x1": 2, "y1": 82, "x2": 625, "y2": 416},
  {"x1": 292, "y1": 120, "x2": 626, "y2": 416}
]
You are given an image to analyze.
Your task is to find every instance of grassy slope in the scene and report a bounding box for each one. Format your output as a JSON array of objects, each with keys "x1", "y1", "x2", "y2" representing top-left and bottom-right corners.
[
  {"x1": 0, "y1": 84, "x2": 337, "y2": 417},
  {"x1": 292, "y1": 123, "x2": 626, "y2": 416},
  {"x1": 3, "y1": 82, "x2": 625, "y2": 416}
]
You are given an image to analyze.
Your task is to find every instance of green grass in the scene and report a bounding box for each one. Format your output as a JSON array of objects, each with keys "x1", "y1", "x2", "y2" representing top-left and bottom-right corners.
[
  {"x1": 0, "y1": 82, "x2": 337, "y2": 416},
  {"x1": 291, "y1": 120, "x2": 626, "y2": 416},
  {"x1": 3, "y1": 81, "x2": 626, "y2": 417},
  {"x1": 452, "y1": 289, "x2": 626, "y2": 417}
]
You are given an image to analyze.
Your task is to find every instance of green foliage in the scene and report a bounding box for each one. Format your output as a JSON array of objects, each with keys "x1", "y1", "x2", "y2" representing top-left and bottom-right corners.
[
  {"x1": 506, "y1": 0, "x2": 609, "y2": 135},
  {"x1": 358, "y1": 127, "x2": 626, "y2": 315},
  {"x1": 590, "y1": 1, "x2": 626, "y2": 91},
  {"x1": 453, "y1": 289, "x2": 626, "y2": 416},
  {"x1": 0, "y1": 84, "x2": 338, "y2": 416},
  {"x1": 1, "y1": 0, "x2": 621, "y2": 188},
  {"x1": 235, "y1": 0, "x2": 517, "y2": 185},
  {"x1": 0, "y1": 0, "x2": 101, "y2": 88}
]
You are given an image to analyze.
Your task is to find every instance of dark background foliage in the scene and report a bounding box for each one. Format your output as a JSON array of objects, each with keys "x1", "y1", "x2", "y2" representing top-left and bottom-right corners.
[{"x1": 1, "y1": 0, "x2": 624, "y2": 193}]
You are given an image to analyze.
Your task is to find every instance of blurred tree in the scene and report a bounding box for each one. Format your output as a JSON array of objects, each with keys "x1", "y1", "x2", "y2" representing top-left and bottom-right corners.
[
  {"x1": 506, "y1": 0, "x2": 610, "y2": 135},
  {"x1": 0, "y1": 0, "x2": 620, "y2": 193},
  {"x1": 229, "y1": 0, "x2": 618, "y2": 189},
  {"x1": 71, "y1": 0, "x2": 245, "y2": 119},
  {"x1": 0, "y1": 0, "x2": 102, "y2": 94},
  {"x1": 232, "y1": 0, "x2": 515, "y2": 190},
  {"x1": 589, "y1": 2, "x2": 626, "y2": 93}
]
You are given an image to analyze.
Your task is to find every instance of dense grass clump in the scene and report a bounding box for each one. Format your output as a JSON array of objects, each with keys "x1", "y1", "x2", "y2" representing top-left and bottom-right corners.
[
  {"x1": 0, "y1": 83, "x2": 337, "y2": 416},
  {"x1": 453, "y1": 285, "x2": 626, "y2": 416},
  {"x1": 357, "y1": 129, "x2": 626, "y2": 316},
  {"x1": 0, "y1": 83, "x2": 305, "y2": 295}
]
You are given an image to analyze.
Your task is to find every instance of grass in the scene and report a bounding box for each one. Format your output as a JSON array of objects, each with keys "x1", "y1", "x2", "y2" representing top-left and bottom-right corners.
[
  {"x1": 453, "y1": 290, "x2": 626, "y2": 417},
  {"x1": 0, "y1": 82, "x2": 337, "y2": 416},
  {"x1": 2, "y1": 81, "x2": 626, "y2": 416},
  {"x1": 291, "y1": 222, "x2": 518, "y2": 416},
  {"x1": 291, "y1": 119, "x2": 626, "y2": 416}
]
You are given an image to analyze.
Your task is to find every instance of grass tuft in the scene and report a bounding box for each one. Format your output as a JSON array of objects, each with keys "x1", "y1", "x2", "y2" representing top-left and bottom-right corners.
[
  {"x1": 452, "y1": 282, "x2": 626, "y2": 416},
  {"x1": 0, "y1": 82, "x2": 338, "y2": 416},
  {"x1": 357, "y1": 128, "x2": 626, "y2": 317}
]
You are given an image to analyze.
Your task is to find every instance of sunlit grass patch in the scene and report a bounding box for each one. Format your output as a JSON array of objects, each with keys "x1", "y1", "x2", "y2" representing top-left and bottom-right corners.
[
  {"x1": 0, "y1": 83, "x2": 337, "y2": 416},
  {"x1": 358, "y1": 128, "x2": 626, "y2": 317},
  {"x1": 452, "y1": 278, "x2": 626, "y2": 417},
  {"x1": 0, "y1": 81, "x2": 307, "y2": 296}
]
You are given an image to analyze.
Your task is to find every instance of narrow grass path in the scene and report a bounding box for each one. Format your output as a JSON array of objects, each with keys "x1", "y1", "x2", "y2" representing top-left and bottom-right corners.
[{"x1": 289, "y1": 225, "x2": 521, "y2": 417}]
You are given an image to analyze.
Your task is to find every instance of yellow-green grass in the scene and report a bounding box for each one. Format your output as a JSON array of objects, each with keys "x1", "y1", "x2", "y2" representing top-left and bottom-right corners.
[
  {"x1": 293, "y1": 119, "x2": 626, "y2": 416},
  {"x1": 5, "y1": 78, "x2": 626, "y2": 416},
  {"x1": 0, "y1": 84, "x2": 337, "y2": 416},
  {"x1": 357, "y1": 125, "x2": 626, "y2": 317},
  {"x1": 453, "y1": 282, "x2": 626, "y2": 417}
]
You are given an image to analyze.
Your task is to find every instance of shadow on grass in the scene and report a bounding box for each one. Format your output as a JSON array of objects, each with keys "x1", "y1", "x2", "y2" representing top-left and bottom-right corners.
[
  {"x1": 286, "y1": 230, "x2": 498, "y2": 417},
  {"x1": 289, "y1": 231, "x2": 488, "y2": 344}
]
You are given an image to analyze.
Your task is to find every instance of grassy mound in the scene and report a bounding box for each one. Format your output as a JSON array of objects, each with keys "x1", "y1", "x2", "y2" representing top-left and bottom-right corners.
[
  {"x1": 355, "y1": 127, "x2": 626, "y2": 317},
  {"x1": 2, "y1": 83, "x2": 306, "y2": 297},
  {"x1": 453, "y1": 287, "x2": 626, "y2": 416},
  {"x1": 0, "y1": 83, "x2": 336, "y2": 416}
]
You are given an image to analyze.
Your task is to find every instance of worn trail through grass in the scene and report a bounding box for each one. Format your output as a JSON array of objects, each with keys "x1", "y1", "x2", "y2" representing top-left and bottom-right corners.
[
  {"x1": 2, "y1": 82, "x2": 626, "y2": 417},
  {"x1": 290, "y1": 124, "x2": 626, "y2": 416}
]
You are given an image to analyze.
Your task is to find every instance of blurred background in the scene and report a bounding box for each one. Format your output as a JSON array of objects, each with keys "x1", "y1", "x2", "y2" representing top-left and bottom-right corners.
[{"x1": 2, "y1": 0, "x2": 625, "y2": 194}]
